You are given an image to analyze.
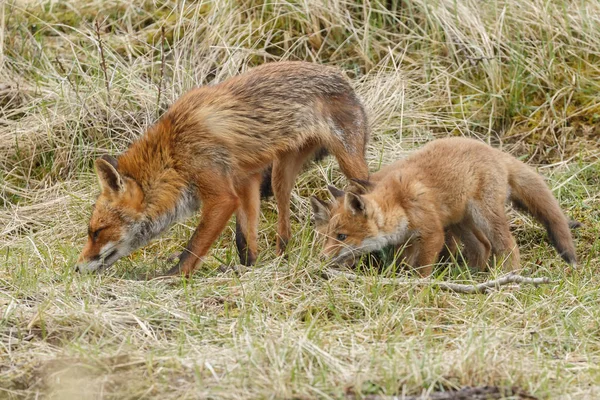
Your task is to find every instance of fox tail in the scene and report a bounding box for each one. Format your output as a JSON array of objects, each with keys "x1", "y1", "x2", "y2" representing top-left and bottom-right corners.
[{"x1": 507, "y1": 158, "x2": 577, "y2": 264}]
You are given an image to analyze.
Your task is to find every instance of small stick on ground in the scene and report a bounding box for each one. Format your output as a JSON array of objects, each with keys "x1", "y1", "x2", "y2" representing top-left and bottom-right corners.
[
  {"x1": 347, "y1": 385, "x2": 538, "y2": 399},
  {"x1": 325, "y1": 269, "x2": 552, "y2": 294}
]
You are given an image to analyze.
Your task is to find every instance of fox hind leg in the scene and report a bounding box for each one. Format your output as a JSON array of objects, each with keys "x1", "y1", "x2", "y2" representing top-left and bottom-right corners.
[
  {"x1": 272, "y1": 145, "x2": 319, "y2": 255},
  {"x1": 489, "y1": 219, "x2": 520, "y2": 271},
  {"x1": 471, "y1": 201, "x2": 520, "y2": 271},
  {"x1": 235, "y1": 172, "x2": 261, "y2": 266},
  {"x1": 454, "y1": 223, "x2": 492, "y2": 271},
  {"x1": 438, "y1": 229, "x2": 461, "y2": 262}
]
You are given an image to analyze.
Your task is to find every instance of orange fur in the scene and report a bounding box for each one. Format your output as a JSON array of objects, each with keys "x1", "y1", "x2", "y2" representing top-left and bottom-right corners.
[
  {"x1": 76, "y1": 61, "x2": 369, "y2": 275},
  {"x1": 311, "y1": 137, "x2": 577, "y2": 276}
]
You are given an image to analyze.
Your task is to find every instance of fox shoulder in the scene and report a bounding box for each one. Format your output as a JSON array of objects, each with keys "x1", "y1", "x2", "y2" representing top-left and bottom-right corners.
[{"x1": 376, "y1": 173, "x2": 427, "y2": 209}]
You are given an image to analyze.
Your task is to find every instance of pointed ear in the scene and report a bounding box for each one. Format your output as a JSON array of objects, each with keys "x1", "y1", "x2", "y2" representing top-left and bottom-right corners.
[
  {"x1": 95, "y1": 157, "x2": 124, "y2": 193},
  {"x1": 327, "y1": 185, "x2": 345, "y2": 199},
  {"x1": 345, "y1": 192, "x2": 366, "y2": 216},
  {"x1": 349, "y1": 178, "x2": 373, "y2": 194},
  {"x1": 310, "y1": 196, "x2": 331, "y2": 226},
  {"x1": 100, "y1": 154, "x2": 118, "y2": 170}
]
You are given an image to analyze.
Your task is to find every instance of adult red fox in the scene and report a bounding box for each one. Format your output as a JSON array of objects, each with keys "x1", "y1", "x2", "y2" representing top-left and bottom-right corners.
[
  {"x1": 311, "y1": 137, "x2": 577, "y2": 276},
  {"x1": 76, "y1": 61, "x2": 369, "y2": 276}
]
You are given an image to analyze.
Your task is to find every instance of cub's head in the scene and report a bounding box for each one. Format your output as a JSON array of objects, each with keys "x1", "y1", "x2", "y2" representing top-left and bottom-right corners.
[
  {"x1": 310, "y1": 183, "x2": 389, "y2": 265},
  {"x1": 76, "y1": 155, "x2": 145, "y2": 273}
]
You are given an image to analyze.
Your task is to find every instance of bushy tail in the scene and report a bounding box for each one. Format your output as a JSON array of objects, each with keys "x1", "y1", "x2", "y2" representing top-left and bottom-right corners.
[{"x1": 507, "y1": 158, "x2": 577, "y2": 264}]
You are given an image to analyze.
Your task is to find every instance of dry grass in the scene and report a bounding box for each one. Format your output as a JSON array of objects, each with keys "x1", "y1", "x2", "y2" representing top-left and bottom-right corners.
[{"x1": 1, "y1": 1, "x2": 600, "y2": 399}]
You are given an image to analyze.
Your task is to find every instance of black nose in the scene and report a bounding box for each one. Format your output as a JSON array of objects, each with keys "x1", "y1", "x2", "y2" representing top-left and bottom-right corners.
[{"x1": 74, "y1": 265, "x2": 80, "y2": 273}]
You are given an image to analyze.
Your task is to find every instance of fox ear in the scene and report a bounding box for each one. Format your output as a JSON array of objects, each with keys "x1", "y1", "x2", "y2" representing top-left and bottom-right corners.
[
  {"x1": 327, "y1": 185, "x2": 345, "y2": 199},
  {"x1": 100, "y1": 154, "x2": 118, "y2": 170},
  {"x1": 349, "y1": 178, "x2": 373, "y2": 194},
  {"x1": 95, "y1": 157, "x2": 124, "y2": 193},
  {"x1": 345, "y1": 192, "x2": 366, "y2": 216},
  {"x1": 310, "y1": 196, "x2": 331, "y2": 226}
]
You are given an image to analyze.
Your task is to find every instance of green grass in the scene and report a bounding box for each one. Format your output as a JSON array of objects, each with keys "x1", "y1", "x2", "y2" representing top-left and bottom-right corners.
[{"x1": 1, "y1": 0, "x2": 600, "y2": 398}]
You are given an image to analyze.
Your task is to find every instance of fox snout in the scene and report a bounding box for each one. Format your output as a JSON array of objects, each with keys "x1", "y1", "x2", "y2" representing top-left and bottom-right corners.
[
  {"x1": 75, "y1": 241, "x2": 122, "y2": 273},
  {"x1": 74, "y1": 253, "x2": 100, "y2": 273},
  {"x1": 75, "y1": 250, "x2": 119, "y2": 273},
  {"x1": 321, "y1": 252, "x2": 357, "y2": 268},
  {"x1": 320, "y1": 242, "x2": 357, "y2": 267},
  {"x1": 319, "y1": 243, "x2": 337, "y2": 262}
]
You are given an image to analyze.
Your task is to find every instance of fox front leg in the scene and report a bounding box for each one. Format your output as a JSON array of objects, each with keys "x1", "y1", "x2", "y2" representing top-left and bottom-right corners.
[
  {"x1": 411, "y1": 227, "x2": 445, "y2": 277},
  {"x1": 165, "y1": 193, "x2": 240, "y2": 277}
]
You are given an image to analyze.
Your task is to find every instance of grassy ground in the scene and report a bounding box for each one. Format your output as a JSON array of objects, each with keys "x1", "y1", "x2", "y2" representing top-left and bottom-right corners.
[{"x1": 1, "y1": 0, "x2": 600, "y2": 398}]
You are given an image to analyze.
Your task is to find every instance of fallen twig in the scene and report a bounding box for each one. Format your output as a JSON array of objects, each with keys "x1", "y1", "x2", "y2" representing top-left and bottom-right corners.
[
  {"x1": 325, "y1": 269, "x2": 552, "y2": 294},
  {"x1": 347, "y1": 385, "x2": 537, "y2": 399}
]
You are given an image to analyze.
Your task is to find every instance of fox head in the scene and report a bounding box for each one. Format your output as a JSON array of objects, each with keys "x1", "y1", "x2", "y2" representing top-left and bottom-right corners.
[
  {"x1": 310, "y1": 183, "x2": 408, "y2": 265},
  {"x1": 76, "y1": 155, "x2": 146, "y2": 273}
]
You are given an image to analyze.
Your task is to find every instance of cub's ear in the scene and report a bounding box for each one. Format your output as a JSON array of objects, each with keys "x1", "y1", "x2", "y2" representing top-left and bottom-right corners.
[
  {"x1": 310, "y1": 196, "x2": 331, "y2": 227},
  {"x1": 348, "y1": 178, "x2": 373, "y2": 194},
  {"x1": 95, "y1": 157, "x2": 124, "y2": 193},
  {"x1": 100, "y1": 154, "x2": 118, "y2": 170},
  {"x1": 345, "y1": 192, "x2": 366, "y2": 216},
  {"x1": 327, "y1": 185, "x2": 345, "y2": 199}
]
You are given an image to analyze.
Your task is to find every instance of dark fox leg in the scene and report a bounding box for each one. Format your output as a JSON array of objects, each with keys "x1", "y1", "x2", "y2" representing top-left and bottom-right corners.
[
  {"x1": 272, "y1": 145, "x2": 319, "y2": 254},
  {"x1": 235, "y1": 172, "x2": 261, "y2": 266},
  {"x1": 455, "y1": 223, "x2": 492, "y2": 271},
  {"x1": 438, "y1": 229, "x2": 461, "y2": 262},
  {"x1": 399, "y1": 217, "x2": 445, "y2": 277},
  {"x1": 236, "y1": 148, "x2": 329, "y2": 263},
  {"x1": 259, "y1": 166, "x2": 274, "y2": 198}
]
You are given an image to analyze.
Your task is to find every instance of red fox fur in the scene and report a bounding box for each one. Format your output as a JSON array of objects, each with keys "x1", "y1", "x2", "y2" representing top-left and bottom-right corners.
[
  {"x1": 76, "y1": 61, "x2": 369, "y2": 275},
  {"x1": 311, "y1": 137, "x2": 577, "y2": 276}
]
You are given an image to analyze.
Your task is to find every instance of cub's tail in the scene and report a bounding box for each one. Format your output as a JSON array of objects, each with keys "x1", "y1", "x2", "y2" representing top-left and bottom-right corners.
[{"x1": 506, "y1": 158, "x2": 577, "y2": 264}]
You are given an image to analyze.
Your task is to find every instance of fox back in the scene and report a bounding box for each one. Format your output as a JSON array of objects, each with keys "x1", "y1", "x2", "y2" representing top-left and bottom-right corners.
[{"x1": 77, "y1": 61, "x2": 370, "y2": 274}]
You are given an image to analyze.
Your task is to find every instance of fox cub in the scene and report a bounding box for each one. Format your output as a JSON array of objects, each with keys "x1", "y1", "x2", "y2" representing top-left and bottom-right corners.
[
  {"x1": 311, "y1": 137, "x2": 578, "y2": 276},
  {"x1": 76, "y1": 61, "x2": 369, "y2": 276}
]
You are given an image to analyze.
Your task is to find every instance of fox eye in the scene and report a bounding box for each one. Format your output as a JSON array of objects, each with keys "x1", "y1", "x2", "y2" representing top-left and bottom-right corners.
[
  {"x1": 337, "y1": 233, "x2": 347, "y2": 241},
  {"x1": 90, "y1": 227, "x2": 105, "y2": 241}
]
